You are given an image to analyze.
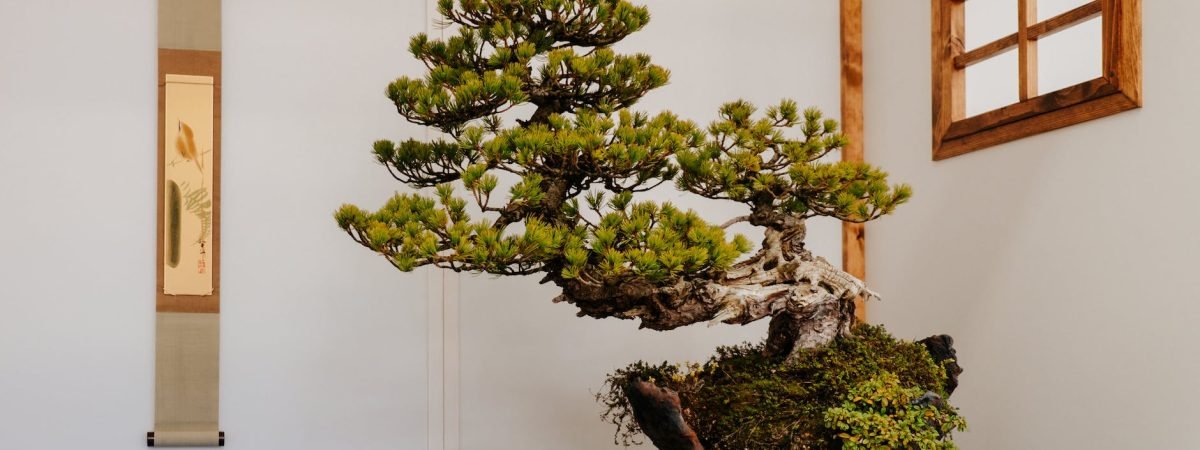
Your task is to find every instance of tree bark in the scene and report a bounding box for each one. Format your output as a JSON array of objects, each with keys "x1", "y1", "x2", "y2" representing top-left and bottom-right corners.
[
  {"x1": 554, "y1": 218, "x2": 874, "y2": 357},
  {"x1": 763, "y1": 296, "x2": 856, "y2": 361}
]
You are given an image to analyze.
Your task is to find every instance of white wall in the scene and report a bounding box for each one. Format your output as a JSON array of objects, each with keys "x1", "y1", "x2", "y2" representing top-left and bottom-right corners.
[
  {"x1": 0, "y1": 1, "x2": 844, "y2": 449},
  {"x1": 864, "y1": 1, "x2": 1200, "y2": 448},
  {"x1": 457, "y1": 1, "x2": 844, "y2": 448},
  {"x1": 0, "y1": 0, "x2": 429, "y2": 449}
]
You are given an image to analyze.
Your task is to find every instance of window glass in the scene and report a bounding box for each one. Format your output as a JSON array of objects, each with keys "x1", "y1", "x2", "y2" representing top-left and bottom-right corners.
[
  {"x1": 966, "y1": 50, "x2": 1020, "y2": 117},
  {"x1": 1036, "y1": 17, "x2": 1102, "y2": 95},
  {"x1": 966, "y1": 0, "x2": 1017, "y2": 49}
]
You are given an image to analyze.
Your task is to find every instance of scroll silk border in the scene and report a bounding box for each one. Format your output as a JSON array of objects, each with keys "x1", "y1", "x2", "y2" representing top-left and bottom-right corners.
[{"x1": 153, "y1": 0, "x2": 223, "y2": 446}]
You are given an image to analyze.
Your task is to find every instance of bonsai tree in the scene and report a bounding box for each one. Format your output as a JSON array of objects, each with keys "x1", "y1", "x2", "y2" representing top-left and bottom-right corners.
[{"x1": 336, "y1": 1, "x2": 964, "y2": 448}]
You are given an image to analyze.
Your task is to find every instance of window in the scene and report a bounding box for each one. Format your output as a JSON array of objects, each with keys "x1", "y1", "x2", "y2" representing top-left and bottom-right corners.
[{"x1": 931, "y1": 0, "x2": 1141, "y2": 160}]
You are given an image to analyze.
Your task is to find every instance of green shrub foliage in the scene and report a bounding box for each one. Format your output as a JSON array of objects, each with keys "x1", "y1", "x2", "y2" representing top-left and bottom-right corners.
[
  {"x1": 825, "y1": 373, "x2": 967, "y2": 449},
  {"x1": 598, "y1": 325, "x2": 966, "y2": 449}
]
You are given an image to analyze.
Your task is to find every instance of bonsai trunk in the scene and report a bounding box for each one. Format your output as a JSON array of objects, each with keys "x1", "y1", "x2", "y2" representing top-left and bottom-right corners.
[
  {"x1": 556, "y1": 217, "x2": 870, "y2": 360},
  {"x1": 763, "y1": 293, "x2": 857, "y2": 361},
  {"x1": 561, "y1": 217, "x2": 879, "y2": 450}
]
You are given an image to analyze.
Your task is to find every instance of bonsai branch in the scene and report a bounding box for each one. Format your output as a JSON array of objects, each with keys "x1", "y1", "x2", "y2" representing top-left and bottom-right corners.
[{"x1": 553, "y1": 220, "x2": 878, "y2": 357}]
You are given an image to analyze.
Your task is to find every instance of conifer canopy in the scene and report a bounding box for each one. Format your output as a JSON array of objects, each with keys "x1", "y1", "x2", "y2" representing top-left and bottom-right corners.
[{"x1": 336, "y1": 0, "x2": 911, "y2": 288}]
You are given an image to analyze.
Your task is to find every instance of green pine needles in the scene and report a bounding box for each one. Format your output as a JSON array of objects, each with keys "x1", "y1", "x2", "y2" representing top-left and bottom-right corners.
[{"x1": 336, "y1": 0, "x2": 910, "y2": 285}]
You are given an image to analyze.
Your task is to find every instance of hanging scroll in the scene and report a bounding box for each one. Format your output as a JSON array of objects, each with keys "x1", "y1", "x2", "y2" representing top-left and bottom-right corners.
[{"x1": 151, "y1": 0, "x2": 224, "y2": 446}]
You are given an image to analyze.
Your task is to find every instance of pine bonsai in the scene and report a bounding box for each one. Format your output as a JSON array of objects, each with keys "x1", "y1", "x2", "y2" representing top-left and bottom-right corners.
[{"x1": 336, "y1": 1, "x2": 964, "y2": 448}]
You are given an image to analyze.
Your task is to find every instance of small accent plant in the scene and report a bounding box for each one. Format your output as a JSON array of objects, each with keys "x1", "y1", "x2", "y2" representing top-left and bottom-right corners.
[{"x1": 825, "y1": 372, "x2": 967, "y2": 449}]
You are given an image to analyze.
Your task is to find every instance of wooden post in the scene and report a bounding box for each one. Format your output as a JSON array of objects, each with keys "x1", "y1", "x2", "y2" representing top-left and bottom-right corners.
[
  {"x1": 840, "y1": 0, "x2": 867, "y2": 322},
  {"x1": 1018, "y1": 0, "x2": 1039, "y2": 100}
]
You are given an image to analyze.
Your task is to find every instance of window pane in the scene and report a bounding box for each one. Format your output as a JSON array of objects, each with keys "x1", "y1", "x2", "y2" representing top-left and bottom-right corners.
[
  {"x1": 1038, "y1": 0, "x2": 1093, "y2": 21},
  {"x1": 965, "y1": 0, "x2": 1016, "y2": 49},
  {"x1": 966, "y1": 50, "x2": 1020, "y2": 117},
  {"x1": 1037, "y1": 16, "x2": 1102, "y2": 95}
]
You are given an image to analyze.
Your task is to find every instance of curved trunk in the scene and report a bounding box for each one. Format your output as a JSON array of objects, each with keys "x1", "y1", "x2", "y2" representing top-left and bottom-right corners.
[
  {"x1": 554, "y1": 218, "x2": 875, "y2": 357},
  {"x1": 763, "y1": 295, "x2": 857, "y2": 361}
]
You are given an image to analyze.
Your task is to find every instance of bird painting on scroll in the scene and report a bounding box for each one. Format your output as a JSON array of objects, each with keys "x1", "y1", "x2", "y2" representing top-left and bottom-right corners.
[{"x1": 163, "y1": 74, "x2": 214, "y2": 296}]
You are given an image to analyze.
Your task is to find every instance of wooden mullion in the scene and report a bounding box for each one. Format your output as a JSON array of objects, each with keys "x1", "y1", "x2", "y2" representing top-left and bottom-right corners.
[
  {"x1": 956, "y1": 34, "x2": 1018, "y2": 70},
  {"x1": 1030, "y1": 1, "x2": 1102, "y2": 40},
  {"x1": 955, "y1": 0, "x2": 1101, "y2": 69},
  {"x1": 1017, "y1": 0, "x2": 1038, "y2": 101}
]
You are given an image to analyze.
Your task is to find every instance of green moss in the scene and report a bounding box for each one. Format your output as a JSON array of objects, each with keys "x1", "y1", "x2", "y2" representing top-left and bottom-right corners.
[{"x1": 598, "y1": 325, "x2": 966, "y2": 449}]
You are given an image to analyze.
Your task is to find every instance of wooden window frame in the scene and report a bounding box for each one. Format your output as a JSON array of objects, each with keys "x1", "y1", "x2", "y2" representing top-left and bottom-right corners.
[{"x1": 931, "y1": 0, "x2": 1141, "y2": 160}]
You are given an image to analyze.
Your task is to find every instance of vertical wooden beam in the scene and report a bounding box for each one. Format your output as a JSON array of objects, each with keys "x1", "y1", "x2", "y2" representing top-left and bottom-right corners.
[
  {"x1": 840, "y1": 0, "x2": 867, "y2": 322},
  {"x1": 1017, "y1": 0, "x2": 1039, "y2": 100},
  {"x1": 931, "y1": 0, "x2": 966, "y2": 159}
]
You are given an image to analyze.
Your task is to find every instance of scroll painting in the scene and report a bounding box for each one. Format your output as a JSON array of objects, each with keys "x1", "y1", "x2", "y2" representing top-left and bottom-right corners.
[{"x1": 163, "y1": 74, "x2": 215, "y2": 296}]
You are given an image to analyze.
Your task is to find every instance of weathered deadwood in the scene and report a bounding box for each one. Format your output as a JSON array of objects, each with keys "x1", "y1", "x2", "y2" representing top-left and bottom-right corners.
[
  {"x1": 553, "y1": 220, "x2": 876, "y2": 354},
  {"x1": 763, "y1": 290, "x2": 856, "y2": 362},
  {"x1": 919, "y1": 334, "x2": 962, "y2": 396},
  {"x1": 624, "y1": 380, "x2": 704, "y2": 450}
]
